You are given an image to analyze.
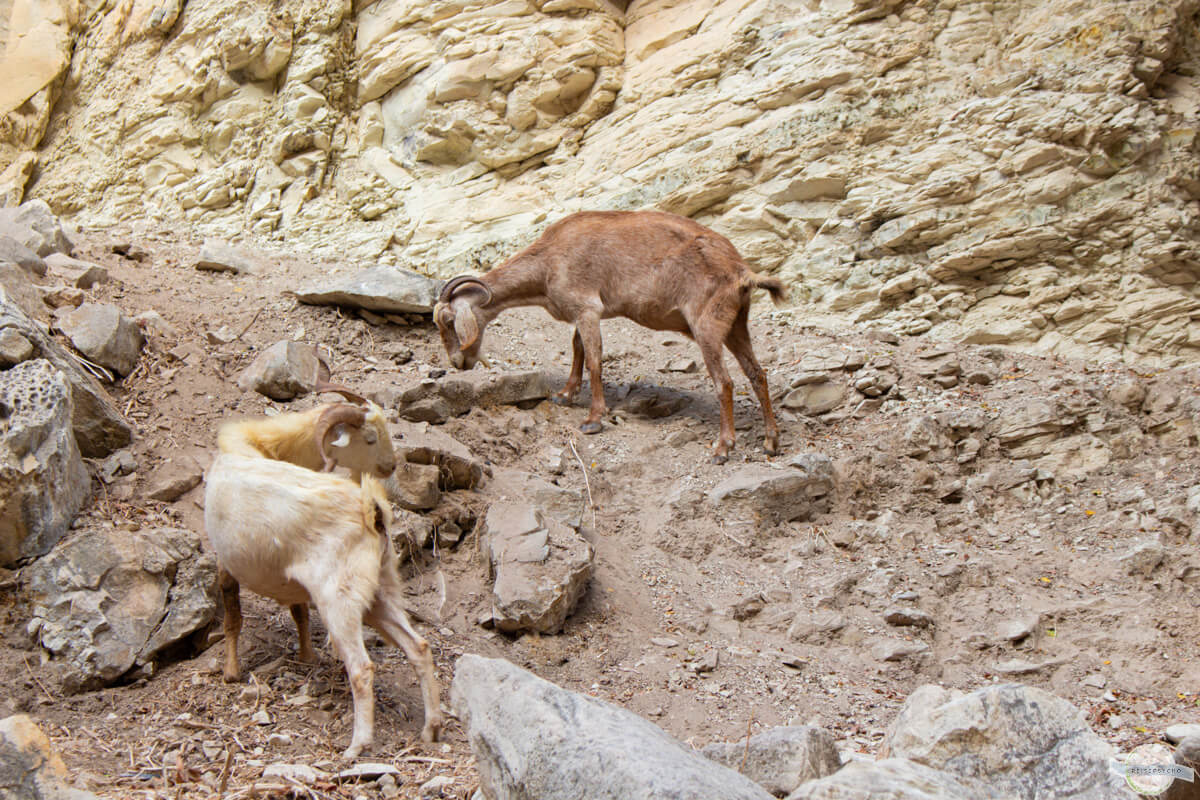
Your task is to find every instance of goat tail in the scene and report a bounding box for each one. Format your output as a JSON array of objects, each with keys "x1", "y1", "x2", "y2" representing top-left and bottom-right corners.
[
  {"x1": 360, "y1": 475, "x2": 393, "y2": 536},
  {"x1": 746, "y1": 273, "x2": 787, "y2": 306}
]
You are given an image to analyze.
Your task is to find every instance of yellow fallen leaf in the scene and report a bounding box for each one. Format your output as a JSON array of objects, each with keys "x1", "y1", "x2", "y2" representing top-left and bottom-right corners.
[{"x1": 1085, "y1": 509, "x2": 1095, "y2": 516}]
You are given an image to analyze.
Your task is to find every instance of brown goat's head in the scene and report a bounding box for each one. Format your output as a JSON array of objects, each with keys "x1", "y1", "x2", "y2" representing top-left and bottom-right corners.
[
  {"x1": 313, "y1": 385, "x2": 397, "y2": 478},
  {"x1": 434, "y1": 276, "x2": 493, "y2": 370}
]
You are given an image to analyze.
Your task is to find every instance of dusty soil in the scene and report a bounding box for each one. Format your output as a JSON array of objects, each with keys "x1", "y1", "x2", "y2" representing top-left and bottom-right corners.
[{"x1": 2, "y1": 226, "x2": 1200, "y2": 799}]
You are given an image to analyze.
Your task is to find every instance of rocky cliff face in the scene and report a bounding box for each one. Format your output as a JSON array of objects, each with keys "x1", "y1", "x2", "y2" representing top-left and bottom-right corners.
[{"x1": 2, "y1": 0, "x2": 1199, "y2": 365}]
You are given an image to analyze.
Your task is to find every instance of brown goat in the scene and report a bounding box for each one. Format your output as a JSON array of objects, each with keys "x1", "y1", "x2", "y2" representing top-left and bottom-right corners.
[{"x1": 434, "y1": 210, "x2": 784, "y2": 463}]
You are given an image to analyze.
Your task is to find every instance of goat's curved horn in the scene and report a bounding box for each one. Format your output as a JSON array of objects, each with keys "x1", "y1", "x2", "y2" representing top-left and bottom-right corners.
[
  {"x1": 313, "y1": 382, "x2": 368, "y2": 406},
  {"x1": 313, "y1": 403, "x2": 367, "y2": 471},
  {"x1": 438, "y1": 276, "x2": 493, "y2": 306}
]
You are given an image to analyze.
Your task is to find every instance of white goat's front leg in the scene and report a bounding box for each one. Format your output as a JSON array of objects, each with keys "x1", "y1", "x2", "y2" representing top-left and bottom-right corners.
[{"x1": 367, "y1": 562, "x2": 444, "y2": 743}]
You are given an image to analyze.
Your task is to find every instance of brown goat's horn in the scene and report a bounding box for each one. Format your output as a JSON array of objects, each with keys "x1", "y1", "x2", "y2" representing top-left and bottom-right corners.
[
  {"x1": 313, "y1": 403, "x2": 367, "y2": 471},
  {"x1": 313, "y1": 382, "x2": 368, "y2": 406},
  {"x1": 438, "y1": 276, "x2": 493, "y2": 306}
]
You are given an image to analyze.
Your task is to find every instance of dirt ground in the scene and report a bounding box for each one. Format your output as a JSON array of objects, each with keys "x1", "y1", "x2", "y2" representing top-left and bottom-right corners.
[{"x1": 2, "y1": 226, "x2": 1200, "y2": 799}]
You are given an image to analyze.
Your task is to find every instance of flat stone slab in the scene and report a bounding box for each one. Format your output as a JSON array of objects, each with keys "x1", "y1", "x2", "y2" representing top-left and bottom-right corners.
[{"x1": 293, "y1": 266, "x2": 442, "y2": 314}]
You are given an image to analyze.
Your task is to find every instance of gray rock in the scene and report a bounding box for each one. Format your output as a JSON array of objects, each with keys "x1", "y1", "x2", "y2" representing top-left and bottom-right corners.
[
  {"x1": 195, "y1": 238, "x2": 259, "y2": 274},
  {"x1": 294, "y1": 266, "x2": 441, "y2": 314},
  {"x1": 397, "y1": 369, "x2": 555, "y2": 422},
  {"x1": 0, "y1": 714, "x2": 98, "y2": 799},
  {"x1": 0, "y1": 294, "x2": 131, "y2": 456},
  {"x1": 0, "y1": 328, "x2": 34, "y2": 367},
  {"x1": 23, "y1": 525, "x2": 217, "y2": 691},
  {"x1": 0, "y1": 235, "x2": 46, "y2": 276},
  {"x1": 41, "y1": 286, "x2": 84, "y2": 310},
  {"x1": 702, "y1": 726, "x2": 840, "y2": 796},
  {"x1": 787, "y1": 757, "x2": 985, "y2": 800},
  {"x1": 0, "y1": 261, "x2": 46, "y2": 320},
  {"x1": 853, "y1": 369, "x2": 896, "y2": 397},
  {"x1": 145, "y1": 464, "x2": 203, "y2": 502},
  {"x1": 236, "y1": 340, "x2": 330, "y2": 401},
  {"x1": 387, "y1": 462, "x2": 441, "y2": 511},
  {"x1": 0, "y1": 200, "x2": 71, "y2": 257},
  {"x1": 484, "y1": 502, "x2": 593, "y2": 634},
  {"x1": 881, "y1": 683, "x2": 1126, "y2": 800},
  {"x1": 1109, "y1": 379, "x2": 1146, "y2": 411},
  {"x1": 707, "y1": 454, "x2": 834, "y2": 530},
  {"x1": 998, "y1": 614, "x2": 1040, "y2": 642},
  {"x1": 781, "y1": 380, "x2": 845, "y2": 415},
  {"x1": 1165, "y1": 724, "x2": 1200, "y2": 745},
  {"x1": 662, "y1": 357, "x2": 698, "y2": 373},
  {"x1": 57, "y1": 303, "x2": 144, "y2": 377},
  {"x1": 487, "y1": 467, "x2": 583, "y2": 529},
  {"x1": 787, "y1": 610, "x2": 846, "y2": 643},
  {"x1": 871, "y1": 639, "x2": 929, "y2": 661},
  {"x1": 1119, "y1": 538, "x2": 1165, "y2": 577},
  {"x1": 44, "y1": 254, "x2": 108, "y2": 290},
  {"x1": 393, "y1": 421, "x2": 486, "y2": 490},
  {"x1": 451, "y1": 654, "x2": 774, "y2": 800},
  {"x1": 0, "y1": 361, "x2": 90, "y2": 567}
]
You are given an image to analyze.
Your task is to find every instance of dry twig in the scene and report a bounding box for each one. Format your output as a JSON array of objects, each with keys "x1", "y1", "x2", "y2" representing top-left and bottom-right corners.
[{"x1": 568, "y1": 437, "x2": 597, "y2": 532}]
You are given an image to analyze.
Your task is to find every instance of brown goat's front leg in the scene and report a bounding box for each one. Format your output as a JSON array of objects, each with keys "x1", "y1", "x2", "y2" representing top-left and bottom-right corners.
[
  {"x1": 576, "y1": 312, "x2": 606, "y2": 434},
  {"x1": 552, "y1": 328, "x2": 585, "y2": 405},
  {"x1": 219, "y1": 567, "x2": 243, "y2": 682}
]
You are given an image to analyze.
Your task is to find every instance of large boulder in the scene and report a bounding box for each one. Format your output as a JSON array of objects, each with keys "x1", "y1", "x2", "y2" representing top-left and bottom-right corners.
[
  {"x1": 23, "y1": 525, "x2": 218, "y2": 691},
  {"x1": 483, "y1": 502, "x2": 593, "y2": 634},
  {"x1": 0, "y1": 292, "x2": 131, "y2": 457},
  {"x1": 0, "y1": 714, "x2": 97, "y2": 799},
  {"x1": 702, "y1": 725, "x2": 841, "y2": 797},
  {"x1": 451, "y1": 654, "x2": 774, "y2": 800},
  {"x1": 0, "y1": 360, "x2": 90, "y2": 567},
  {"x1": 880, "y1": 683, "x2": 1126, "y2": 800},
  {"x1": 293, "y1": 265, "x2": 442, "y2": 314},
  {"x1": 0, "y1": 235, "x2": 46, "y2": 276}
]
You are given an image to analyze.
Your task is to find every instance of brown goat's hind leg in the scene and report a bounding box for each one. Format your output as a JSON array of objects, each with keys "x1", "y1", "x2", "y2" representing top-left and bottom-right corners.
[
  {"x1": 553, "y1": 328, "x2": 585, "y2": 405},
  {"x1": 727, "y1": 311, "x2": 779, "y2": 455},
  {"x1": 696, "y1": 334, "x2": 736, "y2": 463},
  {"x1": 577, "y1": 312, "x2": 606, "y2": 434},
  {"x1": 290, "y1": 603, "x2": 315, "y2": 664},
  {"x1": 219, "y1": 567, "x2": 243, "y2": 682}
]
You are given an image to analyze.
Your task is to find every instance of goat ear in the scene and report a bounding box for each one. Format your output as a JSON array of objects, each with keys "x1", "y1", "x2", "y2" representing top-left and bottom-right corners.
[
  {"x1": 434, "y1": 303, "x2": 454, "y2": 330},
  {"x1": 454, "y1": 307, "x2": 480, "y2": 349},
  {"x1": 329, "y1": 427, "x2": 352, "y2": 448}
]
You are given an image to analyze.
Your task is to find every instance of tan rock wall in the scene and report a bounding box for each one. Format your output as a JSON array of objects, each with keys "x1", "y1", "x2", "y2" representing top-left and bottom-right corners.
[{"x1": 2, "y1": 0, "x2": 1199, "y2": 365}]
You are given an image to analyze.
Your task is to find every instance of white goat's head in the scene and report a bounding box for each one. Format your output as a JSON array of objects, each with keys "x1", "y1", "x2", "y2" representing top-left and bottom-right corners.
[
  {"x1": 434, "y1": 276, "x2": 493, "y2": 370},
  {"x1": 312, "y1": 385, "x2": 396, "y2": 478}
]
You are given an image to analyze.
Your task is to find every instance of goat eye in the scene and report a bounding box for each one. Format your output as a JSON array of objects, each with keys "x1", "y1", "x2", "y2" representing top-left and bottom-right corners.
[{"x1": 364, "y1": 430, "x2": 378, "y2": 444}]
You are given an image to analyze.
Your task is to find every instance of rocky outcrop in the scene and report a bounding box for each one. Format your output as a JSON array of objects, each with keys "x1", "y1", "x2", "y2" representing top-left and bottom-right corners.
[
  {"x1": 0, "y1": 293, "x2": 131, "y2": 457},
  {"x1": 3, "y1": 2, "x2": 1199, "y2": 366},
  {"x1": 23, "y1": 525, "x2": 218, "y2": 691},
  {"x1": 236, "y1": 340, "x2": 330, "y2": 401},
  {"x1": 482, "y1": 502, "x2": 593, "y2": 634},
  {"x1": 702, "y1": 726, "x2": 841, "y2": 797},
  {"x1": 396, "y1": 369, "x2": 555, "y2": 423},
  {"x1": 0, "y1": 360, "x2": 89, "y2": 567},
  {"x1": 451, "y1": 654, "x2": 774, "y2": 800}
]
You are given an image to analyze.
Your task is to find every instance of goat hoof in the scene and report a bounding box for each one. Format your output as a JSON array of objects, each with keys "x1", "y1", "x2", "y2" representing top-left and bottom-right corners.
[
  {"x1": 579, "y1": 421, "x2": 602, "y2": 435},
  {"x1": 342, "y1": 744, "x2": 365, "y2": 761},
  {"x1": 421, "y1": 717, "x2": 444, "y2": 743},
  {"x1": 222, "y1": 670, "x2": 241, "y2": 684},
  {"x1": 764, "y1": 441, "x2": 779, "y2": 457},
  {"x1": 551, "y1": 394, "x2": 573, "y2": 406},
  {"x1": 709, "y1": 453, "x2": 729, "y2": 465}
]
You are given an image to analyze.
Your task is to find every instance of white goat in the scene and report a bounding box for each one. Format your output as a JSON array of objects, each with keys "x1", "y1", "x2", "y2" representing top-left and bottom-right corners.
[
  {"x1": 205, "y1": 456, "x2": 443, "y2": 758},
  {"x1": 215, "y1": 385, "x2": 396, "y2": 670}
]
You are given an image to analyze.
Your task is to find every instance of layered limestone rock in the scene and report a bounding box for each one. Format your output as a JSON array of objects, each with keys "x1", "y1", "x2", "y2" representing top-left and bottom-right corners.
[{"x1": 3, "y1": 0, "x2": 1200, "y2": 366}]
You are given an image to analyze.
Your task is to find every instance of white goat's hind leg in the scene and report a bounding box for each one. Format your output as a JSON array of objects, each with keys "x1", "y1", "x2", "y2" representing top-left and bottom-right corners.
[
  {"x1": 367, "y1": 564, "x2": 443, "y2": 742},
  {"x1": 289, "y1": 603, "x2": 315, "y2": 663},
  {"x1": 320, "y1": 601, "x2": 376, "y2": 759}
]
